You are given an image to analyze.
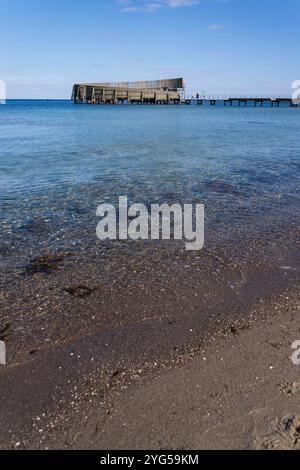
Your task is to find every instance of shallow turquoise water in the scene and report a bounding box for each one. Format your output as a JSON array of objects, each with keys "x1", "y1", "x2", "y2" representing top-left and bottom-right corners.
[{"x1": 1, "y1": 100, "x2": 300, "y2": 255}]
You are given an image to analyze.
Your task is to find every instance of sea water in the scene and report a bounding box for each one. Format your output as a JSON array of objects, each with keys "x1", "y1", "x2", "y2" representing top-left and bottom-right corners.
[{"x1": 1, "y1": 100, "x2": 300, "y2": 258}]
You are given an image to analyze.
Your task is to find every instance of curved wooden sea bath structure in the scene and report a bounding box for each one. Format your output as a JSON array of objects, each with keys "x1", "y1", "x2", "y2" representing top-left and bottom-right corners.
[{"x1": 72, "y1": 78, "x2": 184, "y2": 105}]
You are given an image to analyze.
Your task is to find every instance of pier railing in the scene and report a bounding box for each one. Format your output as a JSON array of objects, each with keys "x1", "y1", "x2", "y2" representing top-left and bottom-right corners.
[{"x1": 190, "y1": 94, "x2": 292, "y2": 100}]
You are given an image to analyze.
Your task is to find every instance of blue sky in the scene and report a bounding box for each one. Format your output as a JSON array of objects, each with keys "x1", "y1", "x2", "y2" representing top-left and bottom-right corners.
[{"x1": 1, "y1": 0, "x2": 299, "y2": 98}]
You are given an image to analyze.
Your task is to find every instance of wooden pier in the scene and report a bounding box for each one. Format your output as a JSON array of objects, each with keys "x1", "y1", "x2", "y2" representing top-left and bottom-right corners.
[
  {"x1": 193, "y1": 97, "x2": 298, "y2": 107},
  {"x1": 72, "y1": 80, "x2": 298, "y2": 107}
]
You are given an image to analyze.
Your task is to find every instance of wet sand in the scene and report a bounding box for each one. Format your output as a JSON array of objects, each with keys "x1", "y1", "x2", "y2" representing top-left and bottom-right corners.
[
  {"x1": 0, "y1": 223, "x2": 300, "y2": 449},
  {"x1": 93, "y1": 287, "x2": 300, "y2": 450}
]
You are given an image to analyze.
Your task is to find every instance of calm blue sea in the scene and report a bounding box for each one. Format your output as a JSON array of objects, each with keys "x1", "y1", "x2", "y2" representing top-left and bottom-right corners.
[{"x1": 1, "y1": 100, "x2": 300, "y2": 256}]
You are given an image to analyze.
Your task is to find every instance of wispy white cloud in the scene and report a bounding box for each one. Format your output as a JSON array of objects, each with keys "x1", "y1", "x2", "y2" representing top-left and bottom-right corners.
[
  {"x1": 120, "y1": 2, "x2": 162, "y2": 12},
  {"x1": 208, "y1": 23, "x2": 226, "y2": 30},
  {"x1": 166, "y1": 0, "x2": 198, "y2": 7},
  {"x1": 118, "y1": 0, "x2": 199, "y2": 13}
]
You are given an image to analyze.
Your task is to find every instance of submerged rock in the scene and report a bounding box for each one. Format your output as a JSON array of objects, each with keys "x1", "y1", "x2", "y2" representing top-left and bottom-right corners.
[
  {"x1": 64, "y1": 285, "x2": 96, "y2": 299},
  {"x1": 25, "y1": 252, "x2": 72, "y2": 275}
]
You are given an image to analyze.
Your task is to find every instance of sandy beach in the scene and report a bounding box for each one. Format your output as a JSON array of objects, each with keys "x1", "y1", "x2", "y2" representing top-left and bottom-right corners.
[{"x1": 0, "y1": 222, "x2": 299, "y2": 450}]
